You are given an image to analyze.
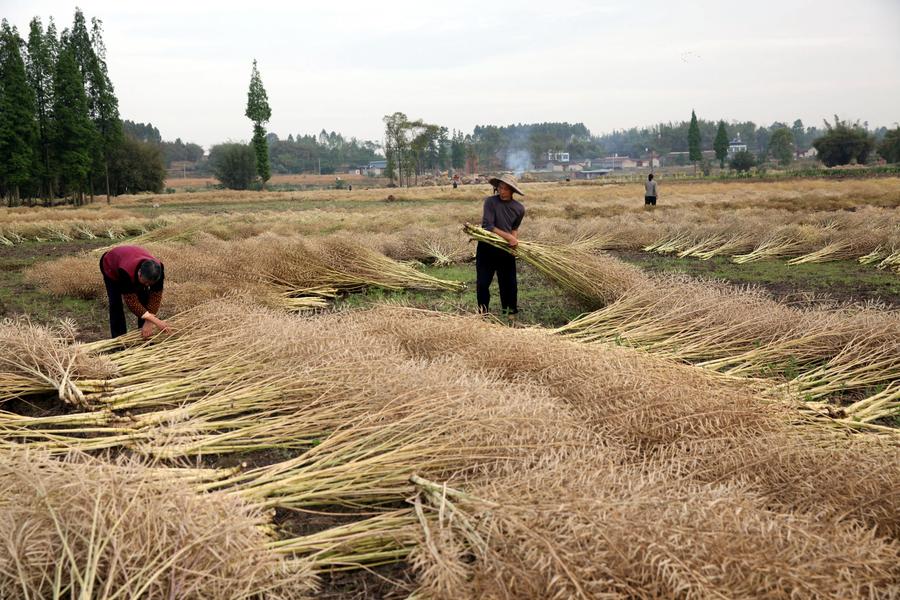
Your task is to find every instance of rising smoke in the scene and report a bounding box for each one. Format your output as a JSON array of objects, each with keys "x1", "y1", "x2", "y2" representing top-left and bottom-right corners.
[{"x1": 505, "y1": 149, "x2": 532, "y2": 176}]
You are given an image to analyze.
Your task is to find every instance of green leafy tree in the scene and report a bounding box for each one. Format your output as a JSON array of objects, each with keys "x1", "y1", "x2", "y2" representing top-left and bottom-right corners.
[
  {"x1": 688, "y1": 110, "x2": 702, "y2": 163},
  {"x1": 877, "y1": 127, "x2": 900, "y2": 163},
  {"x1": 729, "y1": 150, "x2": 756, "y2": 173},
  {"x1": 25, "y1": 17, "x2": 58, "y2": 201},
  {"x1": 209, "y1": 142, "x2": 257, "y2": 190},
  {"x1": 51, "y1": 39, "x2": 95, "y2": 203},
  {"x1": 812, "y1": 116, "x2": 875, "y2": 167},
  {"x1": 769, "y1": 127, "x2": 795, "y2": 166},
  {"x1": 109, "y1": 136, "x2": 165, "y2": 194},
  {"x1": 713, "y1": 121, "x2": 728, "y2": 168},
  {"x1": 245, "y1": 59, "x2": 271, "y2": 184},
  {"x1": 0, "y1": 20, "x2": 37, "y2": 205},
  {"x1": 383, "y1": 112, "x2": 410, "y2": 186}
]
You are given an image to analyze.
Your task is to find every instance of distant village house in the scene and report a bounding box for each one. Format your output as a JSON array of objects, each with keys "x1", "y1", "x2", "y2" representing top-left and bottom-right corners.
[{"x1": 728, "y1": 133, "x2": 748, "y2": 156}]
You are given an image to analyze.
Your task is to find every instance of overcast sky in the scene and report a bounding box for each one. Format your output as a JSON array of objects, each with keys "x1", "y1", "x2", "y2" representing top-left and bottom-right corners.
[{"x1": 4, "y1": 0, "x2": 899, "y2": 148}]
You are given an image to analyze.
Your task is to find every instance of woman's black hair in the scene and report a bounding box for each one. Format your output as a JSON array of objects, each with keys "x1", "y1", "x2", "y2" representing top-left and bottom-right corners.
[
  {"x1": 138, "y1": 260, "x2": 162, "y2": 284},
  {"x1": 648, "y1": 173, "x2": 654, "y2": 181}
]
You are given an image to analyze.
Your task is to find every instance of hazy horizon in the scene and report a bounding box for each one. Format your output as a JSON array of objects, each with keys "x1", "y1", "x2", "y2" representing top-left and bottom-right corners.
[{"x1": 4, "y1": 0, "x2": 899, "y2": 149}]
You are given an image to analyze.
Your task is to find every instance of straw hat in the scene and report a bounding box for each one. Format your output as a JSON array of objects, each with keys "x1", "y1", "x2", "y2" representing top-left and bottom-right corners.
[{"x1": 488, "y1": 173, "x2": 525, "y2": 196}]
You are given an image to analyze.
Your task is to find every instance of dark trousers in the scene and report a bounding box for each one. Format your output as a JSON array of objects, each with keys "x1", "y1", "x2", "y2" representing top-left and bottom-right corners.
[
  {"x1": 100, "y1": 255, "x2": 147, "y2": 338},
  {"x1": 644, "y1": 195, "x2": 657, "y2": 206},
  {"x1": 475, "y1": 242, "x2": 518, "y2": 314}
]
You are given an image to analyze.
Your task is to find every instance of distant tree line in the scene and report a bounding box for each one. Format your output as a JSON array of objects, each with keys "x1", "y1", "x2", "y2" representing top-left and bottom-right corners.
[
  {"x1": 602, "y1": 114, "x2": 898, "y2": 169},
  {"x1": 0, "y1": 10, "x2": 166, "y2": 206},
  {"x1": 265, "y1": 130, "x2": 381, "y2": 176},
  {"x1": 207, "y1": 128, "x2": 384, "y2": 190},
  {"x1": 123, "y1": 121, "x2": 204, "y2": 166}
]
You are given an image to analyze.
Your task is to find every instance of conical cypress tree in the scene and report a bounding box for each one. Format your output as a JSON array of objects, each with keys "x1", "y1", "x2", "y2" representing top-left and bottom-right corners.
[
  {"x1": 714, "y1": 121, "x2": 729, "y2": 168},
  {"x1": 688, "y1": 110, "x2": 702, "y2": 163}
]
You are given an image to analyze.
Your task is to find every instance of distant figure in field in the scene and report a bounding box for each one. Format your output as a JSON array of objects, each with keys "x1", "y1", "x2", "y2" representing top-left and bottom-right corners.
[
  {"x1": 645, "y1": 173, "x2": 658, "y2": 206},
  {"x1": 476, "y1": 174, "x2": 525, "y2": 319},
  {"x1": 348, "y1": 184, "x2": 352, "y2": 191},
  {"x1": 100, "y1": 245, "x2": 170, "y2": 339}
]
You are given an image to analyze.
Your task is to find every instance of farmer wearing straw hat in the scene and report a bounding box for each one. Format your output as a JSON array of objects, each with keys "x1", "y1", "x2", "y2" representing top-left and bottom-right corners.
[
  {"x1": 477, "y1": 174, "x2": 525, "y2": 317},
  {"x1": 99, "y1": 245, "x2": 170, "y2": 339}
]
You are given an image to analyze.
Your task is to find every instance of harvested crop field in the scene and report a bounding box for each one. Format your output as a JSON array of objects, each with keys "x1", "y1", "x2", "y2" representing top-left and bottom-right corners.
[{"x1": 1, "y1": 177, "x2": 899, "y2": 598}]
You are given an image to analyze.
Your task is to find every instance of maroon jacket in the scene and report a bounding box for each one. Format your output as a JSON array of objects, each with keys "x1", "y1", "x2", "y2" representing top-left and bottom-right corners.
[{"x1": 101, "y1": 246, "x2": 164, "y2": 317}]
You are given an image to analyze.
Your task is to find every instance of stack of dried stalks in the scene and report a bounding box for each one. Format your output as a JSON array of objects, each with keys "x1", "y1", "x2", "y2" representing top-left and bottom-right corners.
[
  {"x1": 26, "y1": 233, "x2": 463, "y2": 315},
  {"x1": 358, "y1": 307, "x2": 900, "y2": 531},
  {"x1": 0, "y1": 450, "x2": 311, "y2": 599},
  {"x1": 407, "y1": 452, "x2": 900, "y2": 599},
  {"x1": 463, "y1": 224, "x2": 646, "y2": 306},
  {"x1": 554, "y1": 271, "x2": 900, "y2": 420},
  {"x1": 0, "y1": 318, "x2": 114, "y2": 406},
  {"x1": 3, "y1": 300, "x2": 899, "y2": 598}
]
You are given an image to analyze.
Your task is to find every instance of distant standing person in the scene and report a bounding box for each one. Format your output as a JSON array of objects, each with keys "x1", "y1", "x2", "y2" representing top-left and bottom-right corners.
[
  {"x1": 477, "y1": 174, "x2": 525, "y2": 318},
  {"x1": 99, "y1": 245, "x2": 170, "y2": 339},
  {"x1": 645, "y1": 173, "x2": 658, "y2": 206}
]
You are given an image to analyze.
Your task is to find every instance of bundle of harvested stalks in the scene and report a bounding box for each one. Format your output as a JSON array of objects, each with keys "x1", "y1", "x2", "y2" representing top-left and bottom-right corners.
[
  {"x1": 28, "y1": 233, "x2": 464, "y2": 315},
  {"x1": 421, "y1": 237, "x2": 471, "y2": 266},
  {"x1": 552, "y1": 271, "x2": 900, "y2": 414},
  {"x1": 272, "y1": 509, "x2": 419, "y2": 571},
  {"x1": 3, "y1": 300, "x2": 582, "y2": 468},
  {"x1": 0, "y1": 451, "x2": 311, "y2": 599},
  {"x1": 357, "y1": 306, "x2": 784, "y2": 449},
  {"x1": 463, "y1": 224, "x2": 645, "y2": 306},
  {"x1": 666, "y1": 431, "x2": 900, "y2": 538},
  {"x1": 314, "y1": 236, "x2": 465, "y2": 292},
  {"x1": 0, "y1": 318, "x2": 114, "y2": 405},
  {"x1": 201, "y1": 378, "x2": 585, "y2": 509},
  {"x1": 407, "y1": 452, "x2": 900, "y2": 600},
  {"x1": 555, "y1": 275, "x2": 802, "y2": 363}
]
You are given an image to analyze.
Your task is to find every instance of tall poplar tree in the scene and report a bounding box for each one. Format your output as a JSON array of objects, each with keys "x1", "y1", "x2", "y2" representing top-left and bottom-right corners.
[
  {"x1": 25, "y1": 17, "x2": 57, "y2": 200},
  {"x1": 688, "y1": 110, "x2": 702, "y2": 163},
  {"x1": 713, "y1": 120, "x2": 729, "y2": 168},
  {"x1": 51, "y1": 38, "x2": 94, "y2": 203},
  {"x1": 245, "y1": 59, "x2": 272, "y2": 185},
  {"x1": 0, "y1": 20, "x2": 37, "y2": 205},
  {"x1": 88, "y1": 16, "x2": 122, "y2": 202},
  {"x1": 68, "y1": 9, "x2": 121, "y2": 201}
]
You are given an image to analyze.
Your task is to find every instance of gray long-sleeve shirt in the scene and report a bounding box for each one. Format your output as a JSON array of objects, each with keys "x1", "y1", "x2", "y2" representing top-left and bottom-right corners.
[
  {"x1": 645, "y1": 180, "x2": 658, "y2": 197},
  {"x1": 481, "y1": 195, "x2": 525, "y2": 233}
]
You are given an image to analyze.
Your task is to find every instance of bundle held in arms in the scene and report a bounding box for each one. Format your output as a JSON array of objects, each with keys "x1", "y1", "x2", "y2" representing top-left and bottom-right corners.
[{"x1": 463, "y1": 224, "x2": 645, "y2": 307}]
